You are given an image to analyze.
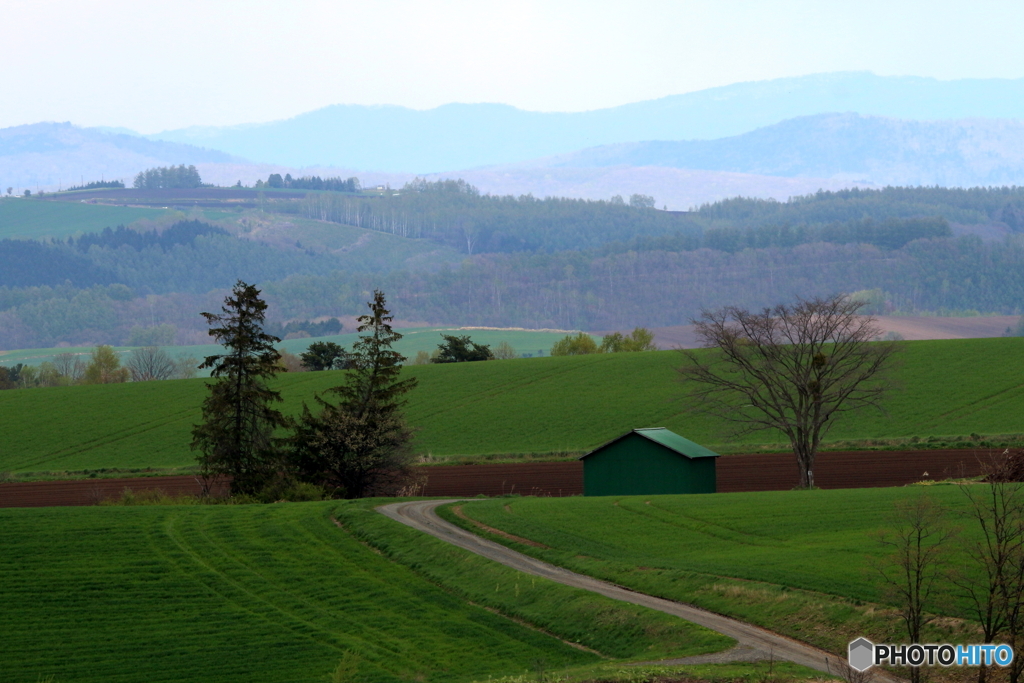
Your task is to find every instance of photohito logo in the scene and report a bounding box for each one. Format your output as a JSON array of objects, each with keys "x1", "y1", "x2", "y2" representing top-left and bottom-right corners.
[{"x1": 849, "y1": 638, "x2": 1014, "y2": 672}]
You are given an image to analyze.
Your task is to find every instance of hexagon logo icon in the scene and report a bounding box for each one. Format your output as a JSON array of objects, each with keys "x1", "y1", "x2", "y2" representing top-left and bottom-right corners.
[{"x1": 849, "y1": 637, "x2": 875, "y2": 672}]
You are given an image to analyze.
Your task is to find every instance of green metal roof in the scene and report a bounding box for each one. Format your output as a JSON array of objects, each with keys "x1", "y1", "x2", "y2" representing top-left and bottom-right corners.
[{"x1": 580, "y1": 428, "x2": 720, "y2": 460}]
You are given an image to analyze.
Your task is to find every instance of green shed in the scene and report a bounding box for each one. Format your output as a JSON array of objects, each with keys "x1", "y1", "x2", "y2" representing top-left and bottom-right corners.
[{"x1": 580, "y1": 428, "x2": 719, "y2": 496}]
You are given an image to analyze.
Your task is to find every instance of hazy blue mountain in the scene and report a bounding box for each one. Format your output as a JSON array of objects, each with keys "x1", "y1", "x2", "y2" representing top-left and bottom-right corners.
[
  {"x1": 147, "y1": 72, "x2": 1024, "y2": 172},
  {"x1": 0, "y1": 122, "x2": 238, "y2": 189},
  {"x1": 526, "y1": 114, "x2": 1024, "y2": 187}
]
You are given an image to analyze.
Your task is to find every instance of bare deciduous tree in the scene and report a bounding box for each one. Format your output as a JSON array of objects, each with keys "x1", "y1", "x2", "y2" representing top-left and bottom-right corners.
[
  {"x1": 952, "y1": 480, "x2": 1024, "y2": 683},
  {"x1": 173, "y1": 356, "x2": 199, "y2": 379},
  {"x1": 679, "y1": 294, "x2": 898, "y2": 488},
  {"x1": 875, "y1": 495, "x2": 956, "y2": 683},
  {"x1": 53, "y1": 352, "x2": 85, "y2": 382},
  {"x1": 126, "y1": 346, "x2": 176, "y2": 381},
  {"x1": 492, "y1": 341, "x2": 518, "y2": 360}
]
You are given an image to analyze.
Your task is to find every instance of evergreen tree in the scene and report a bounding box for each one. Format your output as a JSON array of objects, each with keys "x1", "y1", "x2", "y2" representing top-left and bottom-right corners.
[
  {"x1": 190, "y1": 281, "x2": 288, "y2": 495},
  {"x1": 288, "y1": 290, "x2": 418, "y2": 498}
]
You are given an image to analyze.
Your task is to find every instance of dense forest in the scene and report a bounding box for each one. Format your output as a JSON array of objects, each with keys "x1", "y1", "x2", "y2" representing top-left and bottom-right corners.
[
  {"x1": 1, "y1": 221, "x2": 345, "y2": 293},
  {"x1": 296, "y1": 179, "x2": 697, "y2": 252},
  {"x1": 293, "y1": 181, "x2": 1024, "y2": 254},
  {"x1": 2, "y1": 183, "x2": 1024, "y2": 350},
  {"x1": 261, "y1": 235, "x2": 1024, "y2": 330}
]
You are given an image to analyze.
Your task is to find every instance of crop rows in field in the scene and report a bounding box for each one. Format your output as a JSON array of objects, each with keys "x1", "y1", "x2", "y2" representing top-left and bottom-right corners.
[
  {"x1": 454, "y1": 488, "x2": 960, "y2": 605},
  {"x1": 0, "y1": 503, "x2": 599, "y2": 683},
  {"x1": 1, "y1": 338, "x2": 1022, "y2": 474},
  {"x1": 0, "y1": 501, "x2": 731, "y2": 683},
  {"x1": 446, "y1": 486, "x2": 1002, "y2": 656}
]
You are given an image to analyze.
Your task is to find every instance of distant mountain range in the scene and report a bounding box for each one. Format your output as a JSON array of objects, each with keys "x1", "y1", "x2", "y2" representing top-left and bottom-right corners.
[
  {"x1": 525, "y1": 114, "x2": 1024, "y2": 187},
  {"x1": 5, "y1": 72, "x2": 1024, "y2": 207},
  {"x1": 146, "y1": 72, "x2": 1024, "y2": 172},
  {"x1": 0, "y1": 122, "x2": 237, "y2": 190}
]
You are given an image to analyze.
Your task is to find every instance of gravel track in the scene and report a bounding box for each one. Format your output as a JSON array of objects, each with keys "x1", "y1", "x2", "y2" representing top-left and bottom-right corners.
[{"x1": 378, "y1": 499, "x2": 902, "y2": 682}]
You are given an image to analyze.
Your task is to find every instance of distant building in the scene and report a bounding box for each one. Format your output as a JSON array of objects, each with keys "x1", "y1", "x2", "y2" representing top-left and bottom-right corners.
[{"x1": 579, "y1": 428, "x2": 719, "y2": 496}]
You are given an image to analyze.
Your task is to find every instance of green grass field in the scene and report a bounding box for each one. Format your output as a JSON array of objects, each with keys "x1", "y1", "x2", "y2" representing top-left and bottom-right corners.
[
  {"x1": 0, "y1": 197, "x2": 180, "y2": 239},
  {"x1": 0, "y1": 197, "x2": 464, "y2": 273},
  {"x1": 0, "y1": 500, "x2": 728, "y2": 683},
  {"x1": 444, "y1": 485, "x2": 998, "y2": 657},
  {"x1": 1, "y1": 338, "x2": 1022, "y2": 474},
  {"x1": 244, "y1": 213, "x2": 465, "y2": 269}
]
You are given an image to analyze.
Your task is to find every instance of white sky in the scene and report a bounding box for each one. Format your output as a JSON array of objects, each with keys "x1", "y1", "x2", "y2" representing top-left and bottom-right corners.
[{"x1": 3, "y1": 0, "x2": 1024, "y2": 133}]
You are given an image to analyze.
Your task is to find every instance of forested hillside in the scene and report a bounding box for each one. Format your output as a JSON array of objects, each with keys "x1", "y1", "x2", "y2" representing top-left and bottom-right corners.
[
  {"x1": 295, "y1": 182, "x2": 1021, "y2": 253},
  {"x1": 2, "y1": 183, "x2": 1024, "y2": 350},
  {"x1": 263, "y1": 236, "x2": 1024, "y2": 329},
  {"x1": 540, "y1": 114, "x2": 1024, "y2": 187}
]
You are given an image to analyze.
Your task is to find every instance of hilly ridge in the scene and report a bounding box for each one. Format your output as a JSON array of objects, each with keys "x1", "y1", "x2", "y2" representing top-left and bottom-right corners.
[
  {"x1": 532, "y1": 114, "x2": 1024, "y2": 186},
  {"x1": 0, "y1": 122, "x2": 240, "y2": 190},
  {"x1": 147, "y1": 72, "x2": 1024, "y2": 172}
]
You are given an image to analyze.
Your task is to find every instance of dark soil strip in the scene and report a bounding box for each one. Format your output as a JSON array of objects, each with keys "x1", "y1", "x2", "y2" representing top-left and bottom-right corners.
[{"x1": 0, "y1": 448, "x2": 1003, "y2": 508}]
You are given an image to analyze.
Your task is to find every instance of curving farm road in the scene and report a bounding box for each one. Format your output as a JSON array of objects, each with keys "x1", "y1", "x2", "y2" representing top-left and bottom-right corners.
[{"x1": 378, "y1": 499, "x2": 902, "y2": 683}]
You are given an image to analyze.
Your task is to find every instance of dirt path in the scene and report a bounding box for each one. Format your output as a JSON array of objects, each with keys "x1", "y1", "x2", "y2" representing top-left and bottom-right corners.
[{"x1": 377, "y1": 499, "x2": 901, "y2": 682}]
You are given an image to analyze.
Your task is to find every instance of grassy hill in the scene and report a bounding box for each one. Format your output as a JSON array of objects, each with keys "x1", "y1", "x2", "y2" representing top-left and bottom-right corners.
[
  {"x1": 0, "y1": 197, "x2": 181, "y2": 240},
  {"x1": 0, "y1": 500, "x2": 727, "y2": 683},
  {"x1": 445, "y1": 485, "x2": 999, "y2": 659},
  {"x1": 1, "y1": 337, "x2": 1022, "y2": 474}
]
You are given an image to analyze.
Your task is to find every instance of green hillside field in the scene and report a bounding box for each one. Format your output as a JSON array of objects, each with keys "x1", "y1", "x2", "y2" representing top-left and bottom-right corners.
[
  {"x1": 0, "y1": 197, "x2": 463, "y2": 270},
  {"x1": 0, "y1": 197, "x2": 180, "y2": 239},
  {"x1": 445, "y1": 485, "x2": 1004, "y2": 659},
  {"x1": 0, "y1": 500, "x2": 729, "y2": 683},
  {"x1": 1, "y1": 337, "x2": 1022, "y2": 474}
]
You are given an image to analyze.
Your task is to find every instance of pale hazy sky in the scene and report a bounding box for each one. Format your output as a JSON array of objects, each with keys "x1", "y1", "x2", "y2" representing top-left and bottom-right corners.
[{"x1": 3, "y1": 0, "x2": 1024, "y2": 133}]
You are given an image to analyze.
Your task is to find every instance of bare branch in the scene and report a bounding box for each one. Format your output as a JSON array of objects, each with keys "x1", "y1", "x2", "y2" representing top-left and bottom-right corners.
[{"x1": 679, "y1": 294, "x2": 899, "y2": 488}]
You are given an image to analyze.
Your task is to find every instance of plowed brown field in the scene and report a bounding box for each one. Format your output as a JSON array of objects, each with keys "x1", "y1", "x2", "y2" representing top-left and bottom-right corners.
[
  {"x1": 631, "y1": 316, "x2": 1020, "y2": 349},
  {"x1": 0, "y1": 449, "x2": 1003, "y2": 508}
]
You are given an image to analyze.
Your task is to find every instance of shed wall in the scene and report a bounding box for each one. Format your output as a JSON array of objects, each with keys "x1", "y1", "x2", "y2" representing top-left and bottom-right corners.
[{"x1": 583, "y1": 434, "x2": 716, "y2": 496}]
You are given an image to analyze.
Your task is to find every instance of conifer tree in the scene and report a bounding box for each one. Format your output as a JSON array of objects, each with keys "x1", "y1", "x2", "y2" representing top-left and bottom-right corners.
[
  {"x1": 289, "y1": 290, "x2": 418, "y2": 498},
  {"x1": 191, "y1": 281, "x2": 288, "y2": 495}
]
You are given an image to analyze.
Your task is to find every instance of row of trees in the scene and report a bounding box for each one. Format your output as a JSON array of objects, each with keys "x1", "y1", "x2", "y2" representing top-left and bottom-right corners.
[
  {"x1": 64, "y1": 180, "x2": 124, "y2": 191},
  {"x1": 0, "y1": 346, "x2": 197, "y2": 389},
  {"x1": 261, "y1": 174, "x2": 360, "y2": 192},
  {"x1": 133, "y1": 165, "x2": 203, "y2": 190},
  {"x1": 550, "y1": 328, "x2": 657, "y2": 355},
  {"x1": 191, "y1": 283, "x2": 416, "y2": 498}
]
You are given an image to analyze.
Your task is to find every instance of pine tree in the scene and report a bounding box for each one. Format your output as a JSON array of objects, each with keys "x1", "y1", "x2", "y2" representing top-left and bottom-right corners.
[
  {"x1": 289, "y1": 290, "x2": 418, "y2": 498},
  {"x1": 190, "y1": 281, "x2": 288, "y2": 495}
]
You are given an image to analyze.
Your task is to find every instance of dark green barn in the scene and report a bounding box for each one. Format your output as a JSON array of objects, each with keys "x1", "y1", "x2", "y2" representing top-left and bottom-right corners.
[{"x1": 580, "y1": 428, "x2": 719, "y2": 496}]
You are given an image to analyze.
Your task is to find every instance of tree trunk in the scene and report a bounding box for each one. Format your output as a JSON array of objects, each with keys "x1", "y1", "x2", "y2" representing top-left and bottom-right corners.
[{"x1": 794, "y1": 443, "x2": 815, "y2": 488}]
